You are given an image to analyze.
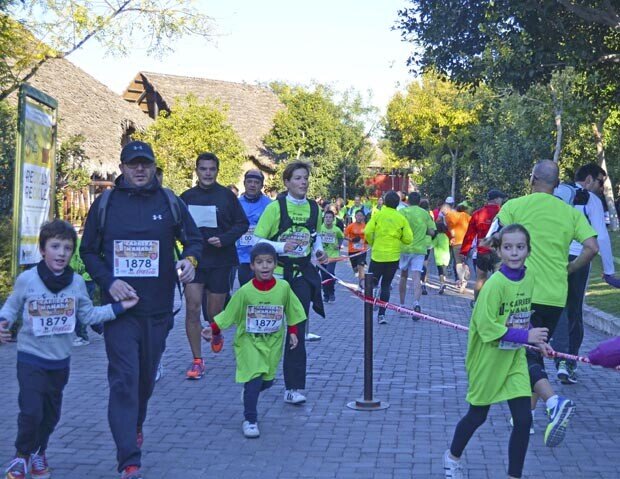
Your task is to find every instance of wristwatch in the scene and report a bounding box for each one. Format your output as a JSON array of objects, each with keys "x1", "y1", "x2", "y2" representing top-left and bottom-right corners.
[{"x1": 185, "y1": 256, "x2": 198, "y2": 268}]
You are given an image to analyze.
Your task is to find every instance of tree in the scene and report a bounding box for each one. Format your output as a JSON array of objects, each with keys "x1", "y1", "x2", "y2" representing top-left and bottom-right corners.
[
  {"x1": 1, "y1": 0, "x2": 214, "y2": 100},
  {"x1": 136, "y1": 95, "x2": 247, "y2": 194},
  {"x1": 383, "y1": 72, "x2": 482, "y2": 199},
  {"x1": 397, "y1": 0, "x2": 620, "y2": 228},
  {"x1": 264, "y1": 83, "x2": 377, "y2": 199}
]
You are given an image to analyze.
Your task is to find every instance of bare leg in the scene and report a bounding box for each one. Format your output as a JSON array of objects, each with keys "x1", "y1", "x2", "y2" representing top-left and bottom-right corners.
[
  {"x1": 399, "y1": 269, "x2": 409, "y2": 304},
  {"x1": 206, "y1": 291, "x2": 227, "y2": 325},
  {"x1": 185, "y1": 283, "x2": 205, "y2": 359},
  {"x1": 474, "y1": 268, "x2": 487, "y2": 301},
  {"x1": 412, "y1": 270, "x2": 422, "y2": 302}
]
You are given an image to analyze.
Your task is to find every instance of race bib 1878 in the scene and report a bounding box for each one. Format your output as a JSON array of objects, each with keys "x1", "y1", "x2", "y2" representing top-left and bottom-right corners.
[
  {"x1": 246, "y1": 304, "x2": 284, "y2": 334},
  {"x1": 28, "y1": 296, "x2": 76, "y2": 336},
  {"x1": 114, "y1": 240, "x2": 159, "y2": 277}
]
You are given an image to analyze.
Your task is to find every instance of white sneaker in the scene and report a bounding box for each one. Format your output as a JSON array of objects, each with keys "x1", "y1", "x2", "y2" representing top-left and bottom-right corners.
[
  {"x1": 510, "y1": 414, "x2": 535, "y2": 435},
  {"x1": 242, "y1": 420, "x2": 260, "y2": 438},
  {"x1": 73, "y1": 337, "x2": 89, "y2": 346},
  {"x1": 443, "y1": 449, "x2": 466, "y2": 479},
  {"x1": 155, "y1": 361, "x2": 163, "y2": 382},
  {"x1": 284, "y1": 389, "x2": 306, "y2": 404},
  {"x1": 378, "y1": 315, "x2": 387, "y2": 324}
]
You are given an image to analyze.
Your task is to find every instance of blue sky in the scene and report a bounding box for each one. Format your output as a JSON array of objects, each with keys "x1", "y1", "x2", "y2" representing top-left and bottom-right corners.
[{"x1": 69, "y1": 0, "x2": 415, "y2": 112}]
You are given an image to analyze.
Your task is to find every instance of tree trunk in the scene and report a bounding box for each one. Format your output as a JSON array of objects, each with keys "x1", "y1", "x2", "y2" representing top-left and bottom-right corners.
[
  {"x1": 450, "y1": 148, "x2": 458, "y2": 199},
  {"x1": 592, "y1": 119, "x2": 619, "y2": 231},
  {"x1": 553, "y1": 106, "x2": 563, "y2": 163}
]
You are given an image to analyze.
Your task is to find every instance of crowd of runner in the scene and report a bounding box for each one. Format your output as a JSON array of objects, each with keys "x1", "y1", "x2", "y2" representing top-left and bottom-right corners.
[{"x1": 0, "y1": 141, "x2": 619, "y2": 479}]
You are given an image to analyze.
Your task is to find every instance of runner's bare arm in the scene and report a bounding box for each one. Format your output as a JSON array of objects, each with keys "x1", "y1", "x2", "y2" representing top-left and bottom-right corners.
[{"x1": 567, "y1": 236, "x2": 599, "y2": 275}]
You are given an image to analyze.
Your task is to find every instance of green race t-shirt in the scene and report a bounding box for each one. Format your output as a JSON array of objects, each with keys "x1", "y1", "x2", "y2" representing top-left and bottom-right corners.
[
  {"x1": 319, "y1": 224, "x2": 344, "y2": 258},
  {"x1": 214, "y1": 279, "x2": 306, "y2": 383},
  {"x1": 399, "y1": 205, "x2": 436, "y2": 255},
  {"x1": 496, "y1": 193, "x2": 597, "y2": 307},
  {"x1": 254, "y1": 199, "x2": 322, "y2": 259},
  {"x1": 432, "y1": 233, "x2": 450, "y2": 266},
  {"x1": 465, "y1": 271, "x2": 533, "y2": 406}
]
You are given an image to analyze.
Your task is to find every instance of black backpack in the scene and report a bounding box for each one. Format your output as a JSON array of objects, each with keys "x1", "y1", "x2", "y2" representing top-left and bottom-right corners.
[{"x1": 554, "y1": 182, "x2": 590, "y2": 222}]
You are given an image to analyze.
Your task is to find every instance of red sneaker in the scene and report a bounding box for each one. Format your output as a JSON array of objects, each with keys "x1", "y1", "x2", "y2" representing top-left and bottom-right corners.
[
  {"x1": 211, "y1": 333, "x2": 224, "y2": 353},
  {"x1": 186, "y1": 358, "x2": 205, "y2": 380},
  {"x1": 5, "y1": 457, "x2": 28, "y2": 479},
  {"x1": 120, "y1": 465, "x2": 143, "y2": 479},
  {"x1": 30, "y1": 452, "x2": 50, "y2": 479}
]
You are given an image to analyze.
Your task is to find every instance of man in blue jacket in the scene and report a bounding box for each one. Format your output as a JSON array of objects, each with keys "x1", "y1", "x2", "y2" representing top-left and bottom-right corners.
[
  {"x1": 80, "y1": 141, "x2": 202, "y2": 479},
  {"x1": 236, "y1": 169, "x2": 272, "y2": 285}
]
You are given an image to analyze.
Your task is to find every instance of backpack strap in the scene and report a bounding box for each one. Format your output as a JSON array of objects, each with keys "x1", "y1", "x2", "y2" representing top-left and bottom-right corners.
[{"x1": 95, "y1": 189, "x2": 113, "y2": 252}]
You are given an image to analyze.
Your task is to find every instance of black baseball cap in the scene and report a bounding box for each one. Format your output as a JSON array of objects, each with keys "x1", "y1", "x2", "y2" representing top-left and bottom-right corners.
[
  {"x1": 487, "y1": 189, "x2": 507, "y2": 201},
  {"x1": 121, "y1": 141, "x2": 156, "y2": 164}
]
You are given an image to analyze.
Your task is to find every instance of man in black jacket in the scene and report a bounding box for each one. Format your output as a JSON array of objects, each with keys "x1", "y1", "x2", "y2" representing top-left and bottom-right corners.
[
  {"x1": 180, "y1": 152, "x2": 249, "y2": 380},
  {"x1": 80, "y1": 141, "x2": 202, "y2": 479}
]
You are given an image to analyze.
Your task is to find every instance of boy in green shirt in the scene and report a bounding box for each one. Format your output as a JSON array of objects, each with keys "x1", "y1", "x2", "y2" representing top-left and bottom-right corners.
[
  {"x1": 319, "y1": 210, "x2": 344, "y2": 303},
  {"x1": 201, "y1": 243, "x2": 305, "y2": 438}
]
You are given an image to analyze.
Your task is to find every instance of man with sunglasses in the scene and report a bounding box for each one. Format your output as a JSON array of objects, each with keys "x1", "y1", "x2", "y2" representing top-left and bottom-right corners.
[{"x1": 552, "y1": 163, "x2": 620, "y2": 385}]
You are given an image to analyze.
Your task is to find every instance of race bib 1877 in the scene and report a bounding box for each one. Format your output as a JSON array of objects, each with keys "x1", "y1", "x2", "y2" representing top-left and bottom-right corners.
[
  {"x1": 246, "y1": 304, "x2": 284, "y2": 334},
  {"x1": 28, "y1": 296, "x2": 76, "y2": 336},
  {"x1": 114, "y1": 240, "x2": 159, "y2": 277}
]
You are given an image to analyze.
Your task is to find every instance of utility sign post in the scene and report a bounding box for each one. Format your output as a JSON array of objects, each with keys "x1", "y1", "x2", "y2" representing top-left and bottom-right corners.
[{"x1": 12, "y1": 84, "x2": 58, "y2": 277}]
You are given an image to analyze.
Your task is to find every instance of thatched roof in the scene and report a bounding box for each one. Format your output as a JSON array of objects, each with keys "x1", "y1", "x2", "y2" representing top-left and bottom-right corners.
[
  {"x1": 123, "y1": 72, "x2": 284, "y2": 169},
  {"x1": 8, "y1": 58, "x2": 152, "y2": 177}
]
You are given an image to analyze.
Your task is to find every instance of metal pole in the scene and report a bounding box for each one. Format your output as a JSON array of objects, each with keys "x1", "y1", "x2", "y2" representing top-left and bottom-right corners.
[{"x1": 347, "y1": 272, "x2": 389, "y2": 411}]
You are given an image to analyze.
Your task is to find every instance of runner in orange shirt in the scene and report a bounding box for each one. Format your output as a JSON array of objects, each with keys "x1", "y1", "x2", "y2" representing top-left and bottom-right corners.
[
  {"x1": 344, "y1": 210, "x2": 368, "y2": 288},
  {"x1": 445, "y1": 203, "x2": 471, "y2": 293}
]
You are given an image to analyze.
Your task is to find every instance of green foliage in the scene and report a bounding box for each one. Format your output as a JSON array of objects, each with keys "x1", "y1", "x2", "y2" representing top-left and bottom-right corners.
[
  {"x1": 1, "y1": 1, "x2": 214, "y2": 100},
  {"x1": 397, "y1": 1, "x2": 619, "y2": 92},
  {"x1": 0, "y1": 100, "x2": 15, "y2": 301},
  {"x1": 264, "y1": 83, "x2": 377, "y2": 199},
  {"x1": 383, "y1": 72, "x2": 482, "y2": 198},
  {"x1": 55, "y1": 135, "x2": 92, "y2": 225},
  {"x1": 136, "y1": 95, "x2": 247, "y2": 194}
]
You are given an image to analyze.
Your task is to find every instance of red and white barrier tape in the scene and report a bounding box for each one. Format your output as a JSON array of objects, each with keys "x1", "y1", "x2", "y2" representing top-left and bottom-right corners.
[{"x1": 316, "y1": 263, "x2": 593, "y2": 366}]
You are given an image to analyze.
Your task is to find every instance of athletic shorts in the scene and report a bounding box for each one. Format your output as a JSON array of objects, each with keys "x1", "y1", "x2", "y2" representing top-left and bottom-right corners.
[
  {"x1": 399, "y1": 253, "x2": 425, "y2": 272},
  {"x1": 476, "y1": 252, "x2": 499, "y2": 273},
  {"x1": 191, "y1": 265, "x2": 235, "y2": 294},
  {"x1": 350, "y1": 252, "x2": 367, "y2": 270}
]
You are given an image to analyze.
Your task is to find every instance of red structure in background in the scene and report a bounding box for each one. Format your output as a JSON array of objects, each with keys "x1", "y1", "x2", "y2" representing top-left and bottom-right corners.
[{"x1": 366, "y1": 171, "x2": 410, "y2": 197}]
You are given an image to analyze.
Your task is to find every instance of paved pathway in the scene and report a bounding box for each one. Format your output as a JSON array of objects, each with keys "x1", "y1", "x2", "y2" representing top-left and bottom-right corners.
[{"x1": 1, "y1": 265, "x2": 619, "y2": 478}]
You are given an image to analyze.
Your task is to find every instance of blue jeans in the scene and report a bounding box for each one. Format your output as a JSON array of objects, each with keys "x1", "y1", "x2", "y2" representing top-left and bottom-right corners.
[{"x1": 551, "y1": 255, "x2": 590, "y2": 369}]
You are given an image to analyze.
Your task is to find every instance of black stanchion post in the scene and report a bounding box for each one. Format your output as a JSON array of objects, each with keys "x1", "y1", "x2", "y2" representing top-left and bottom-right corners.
[{"x1": 347, "y1": 272, "x2": 389, "y2": 411}]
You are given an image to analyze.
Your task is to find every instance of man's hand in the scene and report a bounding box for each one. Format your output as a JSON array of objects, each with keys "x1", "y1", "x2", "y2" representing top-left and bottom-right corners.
[
  {"x1": 109, "y1": 280, "x2": 137, "y2": 302},
  {"x1": 528, "y1": 327, "x2": 549, "y2": 344},
  {"x1": 603, "y1": 274, "x2": 620, "y2": 289},
  {"x1": 176, "y1": 259, "x2": 196, "y2": 284},
  {"x1": 0, "y1": 320, "x2": 11, "y2": 344},
  {"x1": 207, "y1": 237, "x2": 222, "y2": 248},
  {"x1": 315, "y1": 250, "x2": 328, "y2": 264},
  {"x1": 120, "y1": 296, "x2": 140, "y2": 310},
  {"x1": 289, "y1": 333, "x2": 298, "y2": 349}
]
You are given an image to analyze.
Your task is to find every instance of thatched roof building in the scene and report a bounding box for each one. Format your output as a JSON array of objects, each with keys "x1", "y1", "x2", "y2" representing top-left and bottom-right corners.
[
  {"x1": 122, "y1": 72, "x2": 283, "y2": 170},
  {"x1": 8, "y1": 58, "x2": 152, "y2": 178}
]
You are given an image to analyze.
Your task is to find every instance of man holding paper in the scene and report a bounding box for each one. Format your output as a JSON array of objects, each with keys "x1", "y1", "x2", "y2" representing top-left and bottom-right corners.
[{"x1": 180, "y1": 152, "x2": 249, "y2": 380}]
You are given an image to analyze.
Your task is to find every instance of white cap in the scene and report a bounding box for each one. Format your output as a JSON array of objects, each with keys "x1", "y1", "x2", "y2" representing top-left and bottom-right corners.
[{"x1": 445, "y1": 196, "x2": 455, "y2": 204}]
